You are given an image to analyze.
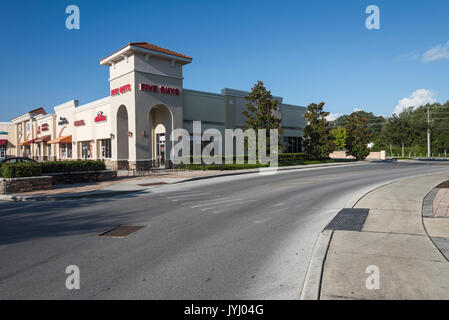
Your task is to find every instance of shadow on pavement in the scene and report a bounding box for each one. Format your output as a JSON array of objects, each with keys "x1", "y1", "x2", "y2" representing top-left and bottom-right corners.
[{"x1": 0, "y1": 190, "x2": 150, "y2": 246}]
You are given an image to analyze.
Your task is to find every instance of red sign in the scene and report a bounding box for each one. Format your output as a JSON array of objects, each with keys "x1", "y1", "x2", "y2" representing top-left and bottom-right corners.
[
  {"x1": 140, "y1": 83, "x2": 180, "y2": 96},
  {"x1": 37, "y1": 126, "x2": 41, "y2": 135},
  {"x1": 41, "y1": 123, "x2": 49, "y2": 131},
  {"x1": 95, "y1": 112, "x2": 107, "y2": 123},
  {"x1": 111, "y1": 84, "x2": 131, "y2": 96},
  {"x1": 74, "y1": 120, "x2": 85, "y2": 127}
]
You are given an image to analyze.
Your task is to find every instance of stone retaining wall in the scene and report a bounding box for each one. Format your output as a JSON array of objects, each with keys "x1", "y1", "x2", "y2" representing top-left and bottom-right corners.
[
  {"x1": 329, "y1": 150, "x2": 386, "y2": 160},
  {"x1": 0, "y1": 176, "x2": 53, "y2": 194},
  {"x1": 47, "y1": 170, "x2": 117, "y2": 185}
]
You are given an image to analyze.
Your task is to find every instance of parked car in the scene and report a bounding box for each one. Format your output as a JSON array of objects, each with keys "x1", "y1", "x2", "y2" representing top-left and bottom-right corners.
[{"x1": 0, "y1": 157, "x2": 37, "y2": 166}]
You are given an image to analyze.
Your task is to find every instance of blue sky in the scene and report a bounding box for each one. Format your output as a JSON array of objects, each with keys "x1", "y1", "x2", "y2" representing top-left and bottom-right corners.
[{"x1": 1, "y1": 0, "x2": 449, "y2": 121}]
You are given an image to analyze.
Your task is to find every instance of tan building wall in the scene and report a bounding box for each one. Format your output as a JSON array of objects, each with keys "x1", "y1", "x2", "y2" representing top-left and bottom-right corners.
[{"x1": 0, "y1": 122, "x2": 16, "y2": 158}]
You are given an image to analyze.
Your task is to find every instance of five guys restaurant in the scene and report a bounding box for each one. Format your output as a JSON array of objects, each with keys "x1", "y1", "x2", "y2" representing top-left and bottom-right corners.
[{"x1": 3, "y1": 42, "x2": 307, "y2": 170}]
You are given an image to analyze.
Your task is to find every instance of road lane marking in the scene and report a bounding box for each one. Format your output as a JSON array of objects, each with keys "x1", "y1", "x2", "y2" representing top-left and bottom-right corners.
[
  {"x1": 208, "y1": 200, "x2": 256, "y2": 212},
  {"x1": 190, "y1": 198, "x2": 242, "y2": 208},
  {"x1": 181, "y1": 196, "x2": 230, "y2": 206},
  {"x1": 167, "y1": 193, "x2": 211, "y2": 200}
]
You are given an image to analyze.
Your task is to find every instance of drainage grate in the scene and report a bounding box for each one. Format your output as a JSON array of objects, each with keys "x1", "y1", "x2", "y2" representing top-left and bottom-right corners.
[
  {"x1": 98, "y1": 226, "x2": 145, "y2": 237},
  {"x1": 138, "y1": 182, "x2": 168, "y2": 187},
  {"x1": 325, "y1": 208, "x2": 370, "y2": 231}
]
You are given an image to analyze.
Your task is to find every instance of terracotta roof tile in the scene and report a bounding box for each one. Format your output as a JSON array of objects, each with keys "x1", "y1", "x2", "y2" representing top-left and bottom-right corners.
[
  {"x1": 100, "y1": 42, "x2": 192, "y2": 62},
  {"x1": 28, "y1": 107, "x2": 46, "y2": 115}
]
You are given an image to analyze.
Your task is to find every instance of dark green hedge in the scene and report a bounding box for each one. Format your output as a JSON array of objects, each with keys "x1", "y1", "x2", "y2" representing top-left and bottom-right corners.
[
  {"x1": 1, "y1": 163, "x2": 42, "y2": 178},
  {"x1": 177, "y1": 153, "x2": 307, "y2": 164},
  {"x1": 278, "y1": 153, "x2": 306, "y2": 161},
  {"x1": 40, "y1": 160, "x2": 106, "y2": 174}
]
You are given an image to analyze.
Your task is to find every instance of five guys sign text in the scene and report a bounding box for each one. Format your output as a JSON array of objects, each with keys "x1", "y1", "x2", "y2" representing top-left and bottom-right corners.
[{"x1": 140, "y1": 83, "x2": 180, "y2": 95}]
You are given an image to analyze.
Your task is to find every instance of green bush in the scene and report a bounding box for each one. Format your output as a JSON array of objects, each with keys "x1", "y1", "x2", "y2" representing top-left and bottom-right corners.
[
  {"x1": 40, "y1": 160, "x2": 106, "y2": 174},
  {"x1": 1, "y1": 163, "x2": 42, "y2": 178},
  {"x1": 181, "y1": 163, "x2": 269, "y2": 171},
  {"x1": 278, "y1": 153, "x2": 306, "y2": 161}
]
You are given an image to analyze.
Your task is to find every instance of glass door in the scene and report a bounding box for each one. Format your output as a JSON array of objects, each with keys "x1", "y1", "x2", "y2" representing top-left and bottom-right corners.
[{"x1": 156, "y1": 133, "x2": 166, "y2": 167}]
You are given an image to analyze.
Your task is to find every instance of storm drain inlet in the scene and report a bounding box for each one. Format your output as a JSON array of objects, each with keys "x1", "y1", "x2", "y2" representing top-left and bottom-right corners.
[{"x1": 324, "y1": 208, "x2": 369, "y2": 231}]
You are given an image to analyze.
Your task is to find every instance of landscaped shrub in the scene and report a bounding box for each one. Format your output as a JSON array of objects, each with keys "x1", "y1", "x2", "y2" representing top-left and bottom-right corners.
[
  {"x1": 278, "y1": 153, "x2": 306, "y2": 162},
  {"x1": 1, "y1": 163, "x2": 42, "y2": 178},
  {"x1": 40, "y1": 160, "x2": 106, "y2": 174}
]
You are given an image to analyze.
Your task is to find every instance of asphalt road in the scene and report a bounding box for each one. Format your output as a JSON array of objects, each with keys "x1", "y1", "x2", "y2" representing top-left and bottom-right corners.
[{"x1": 0, "y1": 161, "x2": 448, "y2": 299}]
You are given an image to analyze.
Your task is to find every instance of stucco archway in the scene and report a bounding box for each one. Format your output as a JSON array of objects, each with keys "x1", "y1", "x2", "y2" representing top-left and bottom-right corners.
[
  {"x1": 117, "y1": 105, "x2": 129, "y2": 168},
  {"x1": 149, "y1": 104, "x2": 173, "y2": 168}
]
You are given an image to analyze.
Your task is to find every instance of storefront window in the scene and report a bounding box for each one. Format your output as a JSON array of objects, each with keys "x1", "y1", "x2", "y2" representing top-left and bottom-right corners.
[
  {"x1": 47, "y1": 144, "x2": 52, "y2": 157},
  {"x1": 80, "y1": 141, "x2": 92, "y2": 159},
  {"x1": 284, "y1": 136, "x2": 303, "y2": 153},
  {"x1": 60, "y1": 143, "x2": 72, "y2": 159},
  {"x1": 24, "y1": 146, "x2": 30, "y2": 157},
  {"x1": 0, "y1": 146, "x2": 6, "y2": 158},
  {"x1": 99, "y1": 139, "x2": 112, "y2": 159}
]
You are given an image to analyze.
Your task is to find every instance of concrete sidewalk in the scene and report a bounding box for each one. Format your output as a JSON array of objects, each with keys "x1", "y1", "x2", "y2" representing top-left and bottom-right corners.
[
  {"x1": 320, "y1": 173, "x2": 449, "y2": 300},
  {"x1": 0, "y1": 161, "x2": 366, "y2": 201}
]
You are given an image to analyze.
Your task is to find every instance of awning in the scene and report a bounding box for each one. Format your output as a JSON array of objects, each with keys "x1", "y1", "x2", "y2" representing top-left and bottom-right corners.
[
  {"x1": 47, "y1": 135, "x2": 72, "y2": 144},
  {"x1": 17, "y1": 139, "x2": 35, "y2": 146},
  {"x1": 0, "y1": 139, "x2": 7, "y2": 146},
  {"x1": 34, "y1": 135, "x2": 51, "y2": 143}
]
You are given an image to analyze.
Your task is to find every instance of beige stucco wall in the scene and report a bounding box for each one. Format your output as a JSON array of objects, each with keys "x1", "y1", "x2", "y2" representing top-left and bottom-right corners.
[{"x1": 0, "y1": 122, "x2": 16, "y2": 157}]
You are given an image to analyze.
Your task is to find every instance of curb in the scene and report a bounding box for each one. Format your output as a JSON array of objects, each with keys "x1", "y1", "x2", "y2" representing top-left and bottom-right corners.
[
  {"x1": 0, "y1": 189, "x2": 143, "y2": 202},
  {"x1": 299, "y1": 229, "x2": 333, "y2": 300},
  {"x1": 421, "y1": 187, "x2": 449, "y2": 262}
]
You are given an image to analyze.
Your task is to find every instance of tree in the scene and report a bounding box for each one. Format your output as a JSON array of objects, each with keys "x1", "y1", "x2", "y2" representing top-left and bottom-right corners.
[
  {"x1": 332, "y1": 110, "x2": 385, "y2": 142},
  {"x1": 345, "y1": 112, "x2": 371, "y2": 160},
  {"x1": 381, "y1": 107, "x2": 424, "y2": 158},
  {"x1": 243, "y1": 81, "x2": 282, "y2": 153},
  {"x1": 331, "y1": 127, "x2": 347, "y2": 150},
  {"x1": 303, "y1": 102, "x2": 335, "y2": 159}
]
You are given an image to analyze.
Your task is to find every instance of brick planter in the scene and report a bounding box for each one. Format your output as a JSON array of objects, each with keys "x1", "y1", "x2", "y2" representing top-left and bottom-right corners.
[{"x1": 0, "y1": 176, "x2": 53, "y2": 194}]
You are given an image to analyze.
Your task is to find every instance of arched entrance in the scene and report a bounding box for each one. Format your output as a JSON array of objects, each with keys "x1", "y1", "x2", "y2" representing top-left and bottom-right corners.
[
  {"x1": 150, "y1": 105, "x2": 173, "y2": 168},
  {"x1": 117, "y1": 105, "x2": 129, "y2": 169}
]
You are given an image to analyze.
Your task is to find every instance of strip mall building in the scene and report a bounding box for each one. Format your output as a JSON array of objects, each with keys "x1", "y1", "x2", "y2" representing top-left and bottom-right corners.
[{"x1": 2, "y1": 42, "x2": 306, "y2": 169}]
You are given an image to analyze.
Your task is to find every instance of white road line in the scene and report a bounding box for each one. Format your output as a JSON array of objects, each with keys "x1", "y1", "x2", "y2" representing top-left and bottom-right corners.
[
  {"x1": 191, "y1": 198, "x2": 242, "y2": 208},
  {"x1": 209, "y1": 200, "x2": 256, "y2": 213},
  {"x1": 167, "y1": 193, "x2": 210, "y2": 200},
  {"x1": 271, "y1": 203, "x2": 285, "y2": 207},
  {"x1": 181, "y1": 196, "x2": 229, "y2": 206}
]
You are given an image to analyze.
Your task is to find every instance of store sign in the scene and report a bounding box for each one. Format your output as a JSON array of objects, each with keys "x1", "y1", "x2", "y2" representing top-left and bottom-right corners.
[
  {"x1": 140, "y1": 83, "x2": 180, "y2": 96},
  {"x1": 111, "y1": 84, "x2": 131, "y2": 96},
  {"x1": 37, "y1": 123, "x2": 49, "y2": 135},
  {"x1": 0, "y1": 131, "x2": 7, "y2": 135},
  {"x1": 95, "y1": 112, "x2": 107, "y2": 123},
  {"x1": 58, "y1": 117, "x2": 69, "y2": 125},
  {"x1": 74, "y1": 120, "x2": 85, "y2": 127}
]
